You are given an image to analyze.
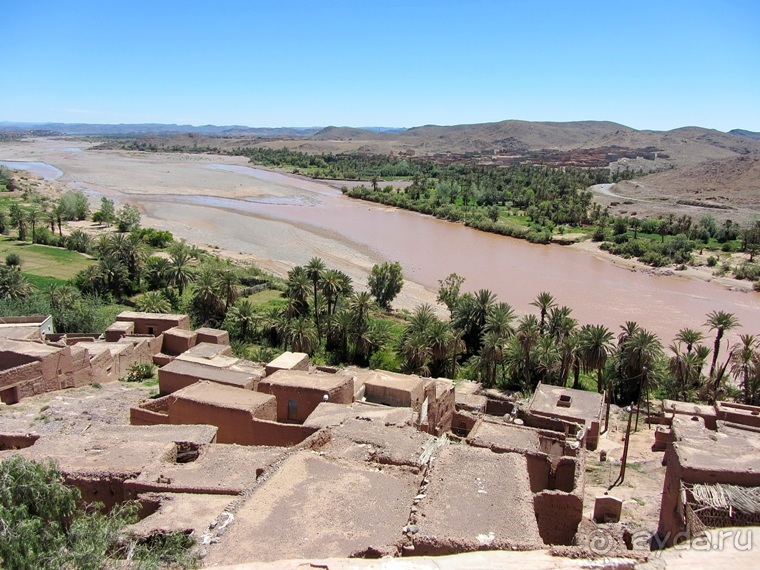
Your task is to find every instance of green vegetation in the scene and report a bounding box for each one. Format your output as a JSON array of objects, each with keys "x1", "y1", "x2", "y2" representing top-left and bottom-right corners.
[{"x1": 0, "y1": 456, "x2": 197, "y2": 570}]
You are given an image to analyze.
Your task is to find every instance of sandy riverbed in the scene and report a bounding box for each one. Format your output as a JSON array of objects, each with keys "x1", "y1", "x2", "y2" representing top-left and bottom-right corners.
[{"x1": 2, "y1": 137, "x2": 756, "y2": 325}]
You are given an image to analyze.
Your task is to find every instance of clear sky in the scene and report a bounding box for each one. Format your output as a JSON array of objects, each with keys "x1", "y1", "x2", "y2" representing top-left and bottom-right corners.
[{"x1": 2, "y1": 0, "x2": 759, "y2": 131}]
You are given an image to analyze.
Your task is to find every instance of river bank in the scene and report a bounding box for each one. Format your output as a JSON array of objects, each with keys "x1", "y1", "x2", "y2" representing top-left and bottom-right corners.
[{"x1": 2, "y1": 137, "x2": 758, "y2": 344}]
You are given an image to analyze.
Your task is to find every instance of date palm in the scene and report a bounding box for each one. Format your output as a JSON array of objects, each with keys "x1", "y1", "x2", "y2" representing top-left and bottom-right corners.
[
  {"x1": 215, "y1": 267, "x2": 240, "y2": 312},
  {"x1": 286, "y1": 266, "x2": 310, "y2": 317},
  {"x1": 137, "y1": 290, "x2": 171, "y2": 314},
  {"x1": 530, "y1": 291, "x2": 557, "y2": 335},
  {"x1": 305, "y1": 257, "x2": 325, "y2": 337},
  {"x1": 0, "y1": 267, "x2": 33, "y2": 301},
  {"x1": 730, "y1": 335, "x2": 759, "y2": 405},
  {"x1": 705, "y1": 310, "x2": 740, "y2": 380},
  {"x1": 579, "y1": 324, "x2": 614, "y2": 393},
  {"x1": 286, "y1": 318, "x2": 318, "y2": 355},
  {"x1": 226, "y1": 299, "x2": 260, "y2": 342},
  {"x1": 674, "y1": 328, "x2": 704, "y2": 354},
  {"x1": 167, "y1": 249, "x2": 194, "y2": 297}
]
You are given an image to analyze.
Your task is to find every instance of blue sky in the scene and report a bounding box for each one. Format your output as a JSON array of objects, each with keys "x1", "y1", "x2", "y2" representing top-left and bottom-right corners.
[{"x1": 2, "y1": 0, "x2": 759, "y2": 131}]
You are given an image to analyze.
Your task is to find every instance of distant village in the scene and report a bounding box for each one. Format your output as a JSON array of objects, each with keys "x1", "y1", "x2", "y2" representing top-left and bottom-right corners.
[{"x1": 1, "y1": 309, "x2": 759, "y2": 565}]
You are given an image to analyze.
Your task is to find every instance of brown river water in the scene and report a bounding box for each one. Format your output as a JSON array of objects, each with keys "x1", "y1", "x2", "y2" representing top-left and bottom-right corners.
[{"x1": 136, "y1": 165, "x2": 760, "y2": 345}]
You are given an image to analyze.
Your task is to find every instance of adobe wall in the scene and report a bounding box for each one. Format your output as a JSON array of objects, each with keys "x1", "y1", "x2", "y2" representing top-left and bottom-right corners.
[
  {"x1": 116, "y1": 313, "x2": 190, "y2": 335},
  {"x1": 130, "y1": 396, "x2": 171, "y2": 426},
  {"x1": 89, "y1": 349, "x2": 116, "y2": 384},
  {"x1": 259, "y1": 379, "x2": 354, "y2": 424},
  {"x1": 0, "y1": 350, "x2": 38, "y2": 370},
  {"x1": 168, "y1": 397, "x2": 277, "y2": 444},
  {"x1": 364, "y1": 379, "x2": 424, "y2": 409},
  {"x1": 533, "y1": 491, "x2": 583, "y2": 545},
  {"x1": 420, "y1": 379, "x2": 455, "y2": 436},
  {"x1": 0, "y1": 362, "x2": 43, "y2": 404},
  {"x1": 451, "y1": 410, "x2": 479, "y2": 437},
  {"x1": 195, "y1": 328, "x2": 230, "y2": 345},
  {"x1": 247, "y1": 418, "x2": 319, "y2": 447},
  {"x1": 162, "y1": 328, "x2": 198, "y2": 356},
  {"x1": 65, "y1": 472, "x2": 139, "y2": 511},
  {"x1": 716, "y1": 402, "x2": 760, "y2": 429}
]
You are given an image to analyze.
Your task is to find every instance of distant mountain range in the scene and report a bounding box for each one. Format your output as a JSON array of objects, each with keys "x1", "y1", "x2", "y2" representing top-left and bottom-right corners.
[
  {"x1": 730, "y1": 129, "x2": 760, "y2": 141},
  {"x1": 0, "y1": 122, "x2": 406, "y2": 138}
]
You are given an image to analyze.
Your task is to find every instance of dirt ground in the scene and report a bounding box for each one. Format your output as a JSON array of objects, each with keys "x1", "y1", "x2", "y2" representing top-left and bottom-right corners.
[
  {"x1": 0, "y1": 381, "x2": 152, "y2": 436},
  {"x1": 584, "y1": 405, "x2": 667, "y2": 540}
]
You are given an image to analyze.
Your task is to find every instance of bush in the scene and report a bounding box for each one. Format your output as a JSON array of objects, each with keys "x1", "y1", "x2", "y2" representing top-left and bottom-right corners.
[
  {"x1": 120, "y1": 362, "x2": 156, "y2": 382},
  {"x1": 0, "y1": 456, "x2": 198, "y2": 569},
  {"x1": 706, "y1": 255, "x2": 718, "y2": 267},
  {"x1": 4, "y1": 253, "x2": 20, "y2": 268}
]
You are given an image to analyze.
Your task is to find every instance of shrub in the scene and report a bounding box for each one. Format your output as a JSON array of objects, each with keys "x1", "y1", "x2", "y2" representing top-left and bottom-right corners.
[
  {"x1": 4, "y1": 253, "x2": 20, "y2": 268},
  {"x1": 120, "y1": 362, "x2": 156, "y2": 382},
  {"x1": 706, "y1": 255, "x2": 718, "y2": 267}
]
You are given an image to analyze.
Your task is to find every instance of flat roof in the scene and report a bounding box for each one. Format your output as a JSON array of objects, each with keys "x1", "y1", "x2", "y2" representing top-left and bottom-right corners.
[
  {"x1": 204, "y1": 451, "x2": 419, "y2": 563},
  {"x1": 2, "y1": 434, "x2": 175, "y2": 475},
  {"x1": 117, "y1": 311, "x2": 188, "y2": 321},
  {"x1": 321, "y1": 417, "x2": 435, "y2": 468},
  {"x1": 131, "y1": 444, "x2": 286, "y2": 495},
  {"x1": 260, "y1": 369, "x2": 352, "y2": 391},
  {"x1": 127, "y1": 492, "x2": 235, "y2": 540},
  {"x1": 0, "y1": 338, "x2": 62, "y2": 357},
  {"x1": 75, "y1": 341, "x2": 133, "y2": 358},
  {"x1": 663, "y1": 399, "x2": 717, "y2": 417},
  {"x1": 303, "y1": 401, "x2": 414, "y2": 430},
  {"x1": 161, "y1": 358, "x2": 255, "y2": 387},
  {"x1": 266, "y1": 351, "x2": 308, "y2": 368},
  {"x1": 467, "y1": 420, "x2": 542, "y2": 455},
  {"x1": 672, "y1": 417, "x2": 760, "y2": 475},
  {"x1": 172, "y1": 381, "x2": 274, "y2": 411},
  {"x1": 415, "y1": 445, "x2": 542, "y2": 548},
  {"x1": 360, "y1": 369, "x2": 424, "y2": 391},
  {"x1": 528, "y1": 383, "x2": 603, "y2": 424},
  {"x1": 177, "y1": 342, "x2": 231, "y2": 360}
]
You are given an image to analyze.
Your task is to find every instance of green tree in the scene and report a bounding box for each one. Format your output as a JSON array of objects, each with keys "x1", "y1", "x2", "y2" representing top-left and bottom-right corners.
[
  {"x1": 579, "y1": 324, "x2": 615, "y2": 394},
  {"x1": 59, "y1": 190, "x2": 89, "y2": 220},
  {"x1": 305, "y1": 257, "x2": 326, "y2": 336},
  {"x1": 368, "y1": 261, "x2": 404, "y2": 310},
  {"x1": 530, "y1": 291, "x2": 557, "y2": 335},
  {"x1": 98, "y1": 197, "x2": 115, "y2": 226},
  {"x1": 705, "y1": 310, "x2": 741, "y2": 381},
  {"x1": 436, "y1": 272, "x2": 465, "y2": 316},
  {"x1": 0, "y1": 266, "x2": 34, "y2": 301},
  {"x1": 730, "y1": 334, "x2": 759, "y2": 405},
  {"x1": 225, "y1": 298, "x2": 260, "y2": 342},
  {"x1": 137, "y1": 290, "x2": 171, "y2": 313},
  {"x1": 115, "y1": 204, "x2": 141, "y2": 232}
]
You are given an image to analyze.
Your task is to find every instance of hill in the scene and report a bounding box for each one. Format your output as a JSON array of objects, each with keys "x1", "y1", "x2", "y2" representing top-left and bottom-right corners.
[{"x1": 731, "y1": 129, "x2": 760, "y2": 141}]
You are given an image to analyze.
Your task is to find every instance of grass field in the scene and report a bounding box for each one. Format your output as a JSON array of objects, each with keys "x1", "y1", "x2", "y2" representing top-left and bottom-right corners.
[
  {"x1": 0, "y1": 237, "x2": 94, "y2": 285},
  {"x1": 245, "y1": 288, "x2": 286, "y2": 311}
]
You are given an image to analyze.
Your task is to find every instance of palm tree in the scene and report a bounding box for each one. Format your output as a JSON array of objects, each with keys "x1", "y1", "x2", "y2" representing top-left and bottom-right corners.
[
  {"x1": 321, "y1": 269, "x2": 342, "y2": 316},
  {"x1": 347, "y1": 291, "x2": 373, "y2": 331},
  {"x1": 530, "y1": 291, "x2": 557, "y2": 334},
  {"x1": 452, "y1": 289, "x2": 496, "y2": 355},
  {"x1": 97, "y1": 255, "x2": 130, "y2": 298},
  {"x1": 191, "y1": 265, "x2": 225, "y2": 324},
  {"x1": 137, "y1": 291, "x2": 171, "y2": 313},
  {"x1": 617, "y1": 328, "x2": 663, "y2": 407},
  {"x1": 27, "y1": 208, "x2": 40, "y2": 242},
  {"x1": 286, "y1": 318, "x2": 318, "y2": 355},
  {"x1": 674, "y1": 328, "x2": 704, "y2": 354},
  {"x1": 730, "y1": 335, "x2": 758, "y2": 405},
  {"x1": 215, "y1": 267, "x2": 240, "y2": 313},
  {"x1": 534, "y1": 335, "x2": 561, "y2": 385},
  {"x1": 579, "y1": 324, "x2": 615, "y2": 393},
  {"x1": 401, "y1": 330, "x2": 432, "y2": 377},
  {"x1": 286, "y1": 266, "x2": 310, "y2": 317},
  {"x1": 0, "y1": 267, "x2": 33, "y2": 300},
  {"x1": 305, "y1": 257, "x2": 325, "y2": 336},
  {"x1": 515, "y1": 314, "x2": 541, "y2": 390},
  {"x1": 226, "y1": 299, "x2": 260, "y2": 342},
  {"x1": 167, "y1": 249, "x2": 194, "y2": 297},
  {"x1": 705, "y1": 310, "x2": 741, "y2": 380}
]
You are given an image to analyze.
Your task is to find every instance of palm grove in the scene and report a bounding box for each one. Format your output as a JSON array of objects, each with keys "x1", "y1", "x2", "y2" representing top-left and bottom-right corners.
[{"x1": 0, "y1": 173, "x2": 758, "y2": 412}]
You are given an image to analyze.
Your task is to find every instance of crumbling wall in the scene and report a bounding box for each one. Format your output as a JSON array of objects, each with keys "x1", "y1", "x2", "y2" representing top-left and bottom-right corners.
[
  {"x1": 247, "y1": 419, "x2": 319, "y2": 447},
  {"x1": 533, "y1": 491, "x2": 583, "y2": 545},
  {"x1": 130, "y1": 397, "x2": 172, "y2": 426}
]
